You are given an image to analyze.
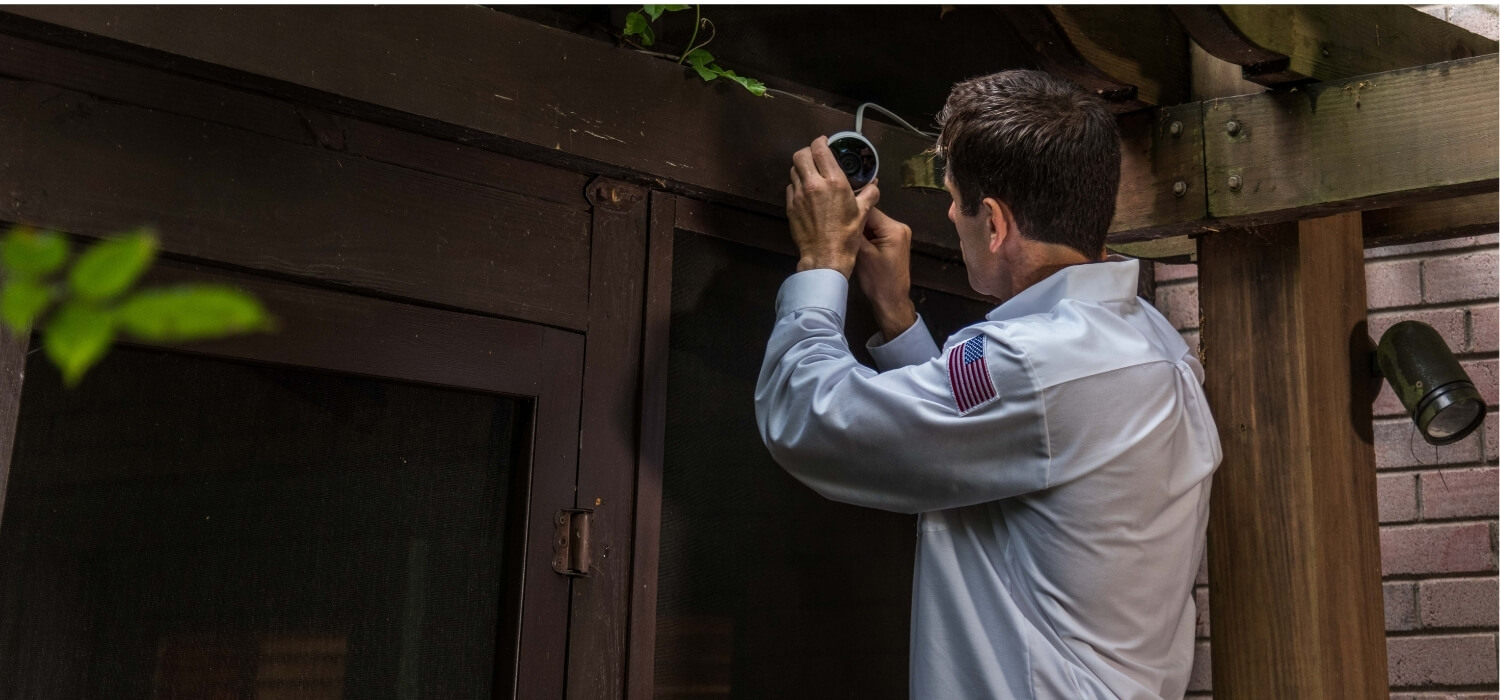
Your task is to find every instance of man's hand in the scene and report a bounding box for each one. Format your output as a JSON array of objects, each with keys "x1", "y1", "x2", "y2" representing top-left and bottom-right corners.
[
  {"x1": 856, "y1": 207, "x2": 918, "y2": 341},
  {"x1": 786, "y1": 136, "x2": 880, "y2": 278}
]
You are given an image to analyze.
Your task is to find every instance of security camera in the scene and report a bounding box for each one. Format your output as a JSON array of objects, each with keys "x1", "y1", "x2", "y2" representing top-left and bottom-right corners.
[{"x1": 827, "y1": 130, "x2": 879, "y2": 191}]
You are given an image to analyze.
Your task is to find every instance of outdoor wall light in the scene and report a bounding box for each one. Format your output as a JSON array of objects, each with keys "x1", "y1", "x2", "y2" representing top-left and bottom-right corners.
[{"x1": 1375, "y1": 320, "x2": 1486, "y2": 445}]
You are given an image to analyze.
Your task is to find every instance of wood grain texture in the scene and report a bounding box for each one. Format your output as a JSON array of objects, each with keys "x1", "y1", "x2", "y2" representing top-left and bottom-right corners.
[
  {"x1": 1362, "y1": 193, "x2": 1500, "y2": 249},
  {"x1": 1203, "y1": 54, "x2": 1499, "y2": 222},
  {"x1": 1048, "y1": 5, "x2": 1190, "y2": 106},
  {"x1": 1172, "y1": 6, "x2": 1307, "y2": 87},
  {"x1": 0, "y1": 76, "x2": 593, "y2": 330},
  {"x1": 625, "y1": 192, "x2": 674, "y2": 700},
  {"x1": 1220, "y1": 4, "x2": 1497, "y2": 83},
  {"x1": 1199, "y1": 212, "x2": 1388, "y2": 699},
  {"x1": 1110, "y1": 102, "x2": 1209, "y2": 239},
  {"x1": 568, "y1": 178, "x2": 650, "y2": 699},
  {"x1": 0, "y1": 332, "x2": 27, "y2": 529}
]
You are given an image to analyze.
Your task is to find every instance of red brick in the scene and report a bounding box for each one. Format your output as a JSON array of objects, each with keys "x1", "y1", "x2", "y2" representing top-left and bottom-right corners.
[
  {"x1": 1462, "y1": 358, "x2": 1498, "y2": 408},
  {"x1": 1420, "y1": 468, "x2": 1499, "y2": 520},
  {"x1": 1368, "y1": 259, "x2": 1424, "y2": 309},
  {"x1": 1180, "y1": 329, "x2": 1199, "y2": 356},
  {"x1": 1487, "y1": 412, "x2": 1498, "y2": 464},
  {"x1": 1424, "y1": 250, "x2": 1499, "y2": 305},
  {"x1": 1154, "y1": 262, "x2": 1199, "y2": 283},
  {"x1": 1194, "y1": 586, "x2": 1210, "y2": 638},
  {"x1": 1195, "y1": 551, "x2": 1209, "y2": 586},
  {"x1": 1366, "y1": 233, "x2": 1499, "y2": 259},
  {"x1": 1380, "y1": 522, "x2": 1496, "y2": 576},
  {"x1": 1155, "y1": 283, "x2": 1200, "y2": 331},
  {"x1": 1379, "y1": 472, "x2": 1420, "y2": 523},
  {"x1": 1370, "y1": 308, "x2": 1468, "y2": 352},
  {"x1": 1387, "y1": 634, "x2": 1498, "y2": 687},
  {"x1": 1375, "y1": 381, "x2": 1410, "y2": 419},
  {"x1": 1386, "y1": 581, "x2": 1419, "y2": 631},
  {"x1": 1188, "y1": 641, "x2": 1212, "y2": 692},
  {"x1": 1471, "y1": 303, "x2": 1498, "y2": 354},
  {"x1": 1419, "y1": 577, "x2": 1499, "y2": 629},
  {"x1": 1376, "y1": 419, "x2": 1483, "y2": 470}
]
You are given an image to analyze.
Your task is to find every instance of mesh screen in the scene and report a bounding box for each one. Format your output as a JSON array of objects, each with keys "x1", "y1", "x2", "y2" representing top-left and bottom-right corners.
[
  {"x1": 0, "y1": 346, "x2": 522, "y2": 699},
  {"x1": 655, "y1": 233, "x2": 993, "y2": 699}
]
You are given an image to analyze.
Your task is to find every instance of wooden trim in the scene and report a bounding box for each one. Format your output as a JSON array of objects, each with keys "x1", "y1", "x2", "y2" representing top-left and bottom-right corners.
[
  {"x1": 0, "y1": 43, "x2": 594, "y2": 331},
  {"x1": 1203, "y1": 54, "x2": 1499, "y2": 224},
  {"x1": 567, "y1": 178, "x2": 651, "y2": 699},
  {"x1": 1199, "y1": 212, "x2": 1388, "y2": 698},
  {"x1": 0, "y1": 333, "x2": 27, "y2": 529},
  {"x1": 1170, "y1": 6, "x2": 1308, "y2": 87},
  {"x1": 1045, "y1": 5, "x2": 1190, "y2": 107},
  {"x1": 625, "y1": 191, "x2": 675, "y2": 700},
  {"x1": 1363, "y1": 193, "x2": 1500, "y2": 249},
  {"x1": 995, "y1": 6, "x2": 1147, "y2": 112}
]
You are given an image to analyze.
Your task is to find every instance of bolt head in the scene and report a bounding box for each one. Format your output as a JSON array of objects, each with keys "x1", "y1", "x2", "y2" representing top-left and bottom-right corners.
[
  {"x1": 1172, "y1": 180, "x2": 1188, "y2": 197},
  {"x1": 1228, "y1": 175, "x2": 1243, "y2": 191},
  {"x1": 1226, "y1": 120, "x2": 1242, "y2": 136},
  {"x1": 1169, "y1": 121, "x2": 1183, "y2": 136}
]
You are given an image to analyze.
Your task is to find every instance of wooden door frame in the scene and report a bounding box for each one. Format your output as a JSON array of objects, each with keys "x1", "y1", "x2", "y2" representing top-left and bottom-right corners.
[{"x1": 0, "y1": 259, "x2": 587, "y2": 699}]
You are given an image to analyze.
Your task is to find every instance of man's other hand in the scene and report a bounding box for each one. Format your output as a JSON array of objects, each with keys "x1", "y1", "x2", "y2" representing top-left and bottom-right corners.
[
  {"x1": 856, "y1": 207, "x2": 917, "y2": 340},
  {"x1": 787, "y1": 136, "x2": 880, "y2": 278}
]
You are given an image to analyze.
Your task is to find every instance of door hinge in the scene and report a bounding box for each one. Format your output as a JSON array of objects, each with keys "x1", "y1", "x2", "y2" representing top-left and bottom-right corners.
[{"x1": 552, "y1": 508, "x2": 594, "y2": 577}]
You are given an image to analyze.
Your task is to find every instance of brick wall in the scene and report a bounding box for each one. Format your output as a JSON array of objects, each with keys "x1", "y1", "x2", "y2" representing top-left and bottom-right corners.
[{"x1": 1160, "y1": 233, "x2": 1500, "y2": 699}]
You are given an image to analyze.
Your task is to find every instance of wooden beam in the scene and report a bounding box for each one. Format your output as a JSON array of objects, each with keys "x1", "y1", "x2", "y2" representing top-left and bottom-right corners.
[
  {"x1": 1363, "y1": 193, "x2": 1500, "y2": 249},
  {"x1": 1219, "y1": 4, "x2": 1497, "y2": 84},
  {"x1": 1047, "y1": 5, "x2": 1190, "y2": 107},
  {"x1": 1171, "y1": 6, "x2": 1310, "y2": 88},
  {"x1": 1199, "y1": 212, "x2": 1388, "y2": 699},
  {"x1": 1204, "y1": 54, "x2": 1499, "y2": 224},
  {"x1": 995, "y1": 6, "x2": 1147, "y2": 113}
]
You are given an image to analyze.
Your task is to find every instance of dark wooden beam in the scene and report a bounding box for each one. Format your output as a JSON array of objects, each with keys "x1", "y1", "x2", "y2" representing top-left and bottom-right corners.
[
  {"x1": 1200, "y1": 212, "x2": 1388, "y2": 699},
  {"x1": 1047, "y1": 5, "x2": 1191, "y2": 106},
  {"x1": 995, "y1": 6, "x2": 1148, "y2": 113},
  {"x1": 1171, "y1": 6, "x2": 1309, "y2": 87},
  {"x1": 1219, "y1": 5, "x2": 1497, "y2": 85},
  {"x1": 1204, "y1": 54, "x2": 1498, "y2": 225}
]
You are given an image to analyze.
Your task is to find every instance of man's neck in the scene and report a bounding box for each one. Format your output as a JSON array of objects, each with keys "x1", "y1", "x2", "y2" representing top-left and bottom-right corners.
[{"x1": 1006, "y1": 243, "x2": 1103, "y2": 299}]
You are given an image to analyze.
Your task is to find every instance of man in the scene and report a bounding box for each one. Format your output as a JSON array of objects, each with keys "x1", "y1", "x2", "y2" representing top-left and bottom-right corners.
[{"x1": 755, "y1": 70, "x2": 1221, "y2": 699}]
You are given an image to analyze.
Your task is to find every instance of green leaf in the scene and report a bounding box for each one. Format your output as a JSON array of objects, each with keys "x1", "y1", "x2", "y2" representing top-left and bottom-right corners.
[
  {"x1": 0, "y1": 279, "x2": 52, "y2": 335},
  {"x1": 624, "y1": 11, "x2": 655, "y2": 46},
  {"x1": 117, "y1": 284, "x2": 274, "y2": 342},
  {"x1": 643, "y1": 4, "x2": 691, "y2": 20},
  {"x1": 43, "y1": 302, "x2": 114, "y2": 387},
  {"x1": 69, "y1": 230, "x2": 158, "y2": 302},
  {"x1": 723, "y1": 71, "x2": 768, "y2": 97},
  {"x1": 684, "y1": 48, "x2": 714, "y2": 68},
  {"x1": 1, "y1": 227, "x2": 69, "y2": 280}
]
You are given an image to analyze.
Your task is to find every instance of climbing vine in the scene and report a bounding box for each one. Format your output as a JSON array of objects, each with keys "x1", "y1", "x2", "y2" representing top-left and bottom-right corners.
[{"x1": 621, "y1": 4, "x2": 767, "y2": 97}]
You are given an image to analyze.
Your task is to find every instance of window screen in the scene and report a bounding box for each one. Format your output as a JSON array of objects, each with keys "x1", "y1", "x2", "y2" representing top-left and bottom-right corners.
[
  {"x1": 0, "y1": 347, "x2": 524, "y2": 699},
  {"x1": 655, "y1": 232, "x2": 994, "y2": 698}
]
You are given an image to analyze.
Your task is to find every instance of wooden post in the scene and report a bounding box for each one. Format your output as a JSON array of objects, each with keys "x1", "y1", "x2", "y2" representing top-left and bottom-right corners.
[{"x1": 1199, "y1": 211, "x2": 1389, "y2": 698}]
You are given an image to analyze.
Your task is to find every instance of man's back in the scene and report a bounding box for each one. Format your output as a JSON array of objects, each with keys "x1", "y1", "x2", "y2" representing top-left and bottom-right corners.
[{"x1": 756, "y1": 259, "x2": 1220, "y2": 699}]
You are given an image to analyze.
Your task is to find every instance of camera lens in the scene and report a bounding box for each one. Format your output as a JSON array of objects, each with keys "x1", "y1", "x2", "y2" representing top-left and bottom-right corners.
[{"x1": 827, "y1": 133, "x2": 878, "y2": 189}]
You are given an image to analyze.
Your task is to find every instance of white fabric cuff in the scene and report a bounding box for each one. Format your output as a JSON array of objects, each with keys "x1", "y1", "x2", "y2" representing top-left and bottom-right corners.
[
  {"x1": 775, "y1": 269, "x2": 848, "y2": 325},
  {"x1": 866, "y1": 314, "x2": 940, "y2": 371}
]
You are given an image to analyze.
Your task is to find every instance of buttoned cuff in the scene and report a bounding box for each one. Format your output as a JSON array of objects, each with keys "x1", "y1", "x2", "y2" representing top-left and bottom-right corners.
[
  {"x1": 775, "y1": 269, "x2": 848, "y2": 325},
  {"x1": 866, "y1": 314, "x2": 940, "y2": 371}
]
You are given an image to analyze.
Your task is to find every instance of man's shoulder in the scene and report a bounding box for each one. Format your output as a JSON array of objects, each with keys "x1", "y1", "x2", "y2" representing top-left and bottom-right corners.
[{"x1": 977, "y1": 298, "x2": 1183, "y2": 390}]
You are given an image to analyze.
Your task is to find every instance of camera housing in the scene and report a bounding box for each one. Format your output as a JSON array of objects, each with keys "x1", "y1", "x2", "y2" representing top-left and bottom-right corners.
[{"x1": 827, "y1": 131, "x2": 879, "y2": 191}]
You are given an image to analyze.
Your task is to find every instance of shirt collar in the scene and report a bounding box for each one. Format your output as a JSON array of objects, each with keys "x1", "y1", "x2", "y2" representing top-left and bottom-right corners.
[{"x1": 985, "y1": 257, "x2": 1140, "y2": 323}]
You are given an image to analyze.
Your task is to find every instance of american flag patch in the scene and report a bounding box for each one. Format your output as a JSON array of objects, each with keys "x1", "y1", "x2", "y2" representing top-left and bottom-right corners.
[{"x1": 948, "y1": 335, "x2": 998, "y2": 414}]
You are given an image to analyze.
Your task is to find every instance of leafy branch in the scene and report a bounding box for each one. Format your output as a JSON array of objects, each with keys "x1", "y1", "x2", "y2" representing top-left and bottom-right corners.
[
  {"x1": 0, "y1": 226, "x2": 274, "y2": 386},
  {"x1": 621, "y1": 4, "x2": 767, "y2": 97}
]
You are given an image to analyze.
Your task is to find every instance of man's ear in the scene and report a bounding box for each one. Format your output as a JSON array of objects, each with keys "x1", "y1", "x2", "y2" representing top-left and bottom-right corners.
[{"x1": 983, "y1": 197, "x2": 1012, "y2": 254}]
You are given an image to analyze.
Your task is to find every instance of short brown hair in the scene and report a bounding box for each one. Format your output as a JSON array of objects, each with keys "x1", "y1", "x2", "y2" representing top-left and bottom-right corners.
[{"x1": 935, "y1": 70, "x2": 1121, "y2": 257}]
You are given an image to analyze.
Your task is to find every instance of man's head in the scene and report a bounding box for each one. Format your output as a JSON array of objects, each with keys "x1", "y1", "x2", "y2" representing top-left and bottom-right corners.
[{"x1": 935, "y1": 70, "x2": 1121, "y2": 296}]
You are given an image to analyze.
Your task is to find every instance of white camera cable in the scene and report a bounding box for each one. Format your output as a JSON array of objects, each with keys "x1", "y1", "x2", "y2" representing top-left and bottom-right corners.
[{"x1": 854, "y1": 102, "x2": 938, "y2": 139}]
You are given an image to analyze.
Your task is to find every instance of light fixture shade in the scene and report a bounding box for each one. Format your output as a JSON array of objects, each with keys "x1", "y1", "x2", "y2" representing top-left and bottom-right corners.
[{"x1": 1376, "y1": 321, "x2": 1485, "y2": 445}]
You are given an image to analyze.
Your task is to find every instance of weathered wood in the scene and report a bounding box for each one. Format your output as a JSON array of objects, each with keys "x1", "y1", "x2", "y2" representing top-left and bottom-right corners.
[
  {"x1": 0, "y1": 332, "x2": 27, "y2": 530},
  {"x1": 673, "y1": 197, "x2": 993, "y2": 305},
  {"x1": 568, "y1": 178, "x2": 650, "y2": 699},
  {"x1": 625, "y1": 192, "x2": 675, "y2": 700},
  {"x1": 0, "y1": 75, "x2": 594, "y2": 330},
  {"x1": 1047, "y1": 6, "x2": 1190, "y2": 107},
  {"x1": 1219, "y1": 4, "x2": 1497, "y2": 84},
  {"x1": 1110, "y1": 101, "x2": 1210, "y2": 240},
  {"x1": 996, "y1": 6, "x2": 1147, "y2": 113},
  {"x1": 1171, "y1": 6, "x2": 1309, "y2": 87},
  {"x1": 1204, "y1": 54, "x2": 1499, "y2": 224},
  {"x1": 1363, "y1": 193, "x2": 1500, "y2": 249},
  {"x1": 1199, "y1": 212, "x2": 1388, "y2": 699}
]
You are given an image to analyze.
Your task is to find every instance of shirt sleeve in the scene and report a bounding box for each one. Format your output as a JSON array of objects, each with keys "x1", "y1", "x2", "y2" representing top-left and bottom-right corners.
[
  {"x1": 866, "y1": 314, "x2": 941, "y2": 371},
  {"x1": 754, "y1": 270, "x2": 1051, "y2": 514}
]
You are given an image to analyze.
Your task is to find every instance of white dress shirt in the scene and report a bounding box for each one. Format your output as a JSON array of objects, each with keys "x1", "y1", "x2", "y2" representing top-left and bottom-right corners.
[{"x1": 755, "y1": 258, "x2": 1221, "y2": 699}]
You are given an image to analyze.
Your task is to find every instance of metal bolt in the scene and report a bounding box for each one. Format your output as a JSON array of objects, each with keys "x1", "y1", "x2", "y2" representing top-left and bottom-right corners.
[
  {"x1": 1172, "y1": 180, "x2": 1188, "y2": 198},
  {"x1": 1168, "y1": 121, "x2": 1183, "y2": 137},
  {"x1": 1226, "y1": 120, "x2": 1242, "y2": 136},
  {"x1": 1228, "y1": 175, "x2": 1243, "y2": 192}
]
